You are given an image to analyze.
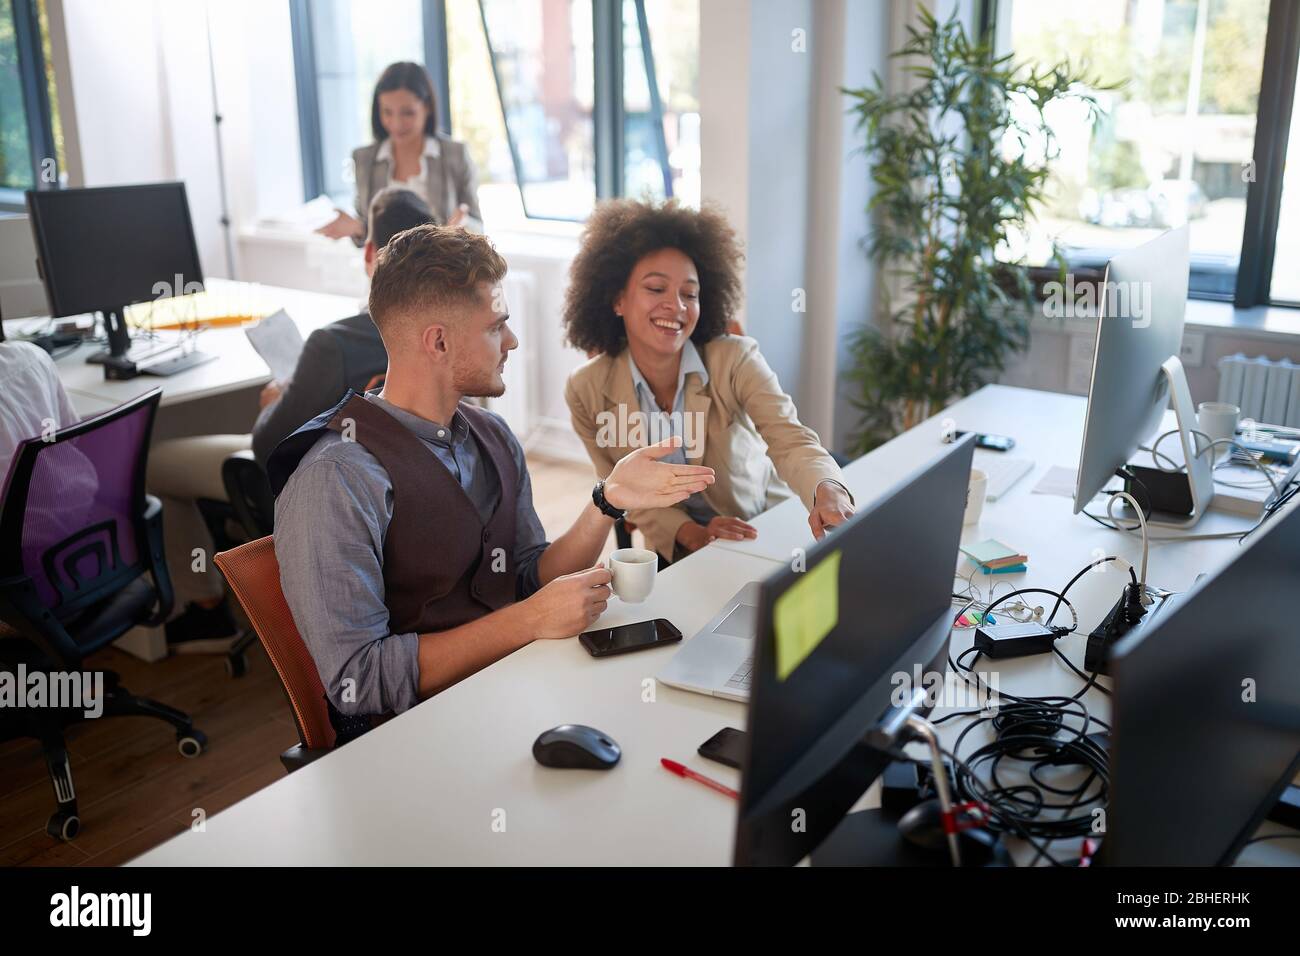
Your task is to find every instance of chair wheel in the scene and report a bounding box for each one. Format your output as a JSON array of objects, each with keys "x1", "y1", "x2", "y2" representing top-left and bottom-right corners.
[
  {"x1": 47, "y1": 810, "x2": 80, "y2": 841},
  {"x1": 225, "y1": 651, "x2": 248, "y2": 678},
  {"x1": 177, "y1": 730, "x2": 207, "y2": 758}
]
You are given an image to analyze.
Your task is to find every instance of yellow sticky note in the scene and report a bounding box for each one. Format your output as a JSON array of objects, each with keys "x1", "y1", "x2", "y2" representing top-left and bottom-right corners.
[{"x1": 773, "y1": 550, "x2": 840, "y2": 680}]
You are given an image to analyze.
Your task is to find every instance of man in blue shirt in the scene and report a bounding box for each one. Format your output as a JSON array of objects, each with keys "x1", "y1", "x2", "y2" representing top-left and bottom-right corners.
[{"x1": 270, "y1": 226, "x2": 714, "y2": 741}]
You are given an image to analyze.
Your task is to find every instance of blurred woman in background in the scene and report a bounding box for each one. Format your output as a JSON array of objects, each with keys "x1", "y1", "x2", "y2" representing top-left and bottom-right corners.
[{"x1": 318, "y1": 61, "x2": 482, "y2": 243}]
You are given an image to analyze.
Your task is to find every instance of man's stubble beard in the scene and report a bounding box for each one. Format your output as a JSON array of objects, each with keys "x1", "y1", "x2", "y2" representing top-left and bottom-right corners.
[{"x1": 451, "y1": 363, "x2": 506, "y2": 399}]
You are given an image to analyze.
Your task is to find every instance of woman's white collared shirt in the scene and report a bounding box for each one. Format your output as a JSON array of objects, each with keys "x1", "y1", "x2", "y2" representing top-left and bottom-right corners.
[{"x1": 375, "y1": 135, "x2": 440, "y2": 196}]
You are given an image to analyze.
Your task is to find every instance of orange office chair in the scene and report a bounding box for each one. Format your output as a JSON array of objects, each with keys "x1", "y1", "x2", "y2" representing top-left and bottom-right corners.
[{"x1": 213, "y1": 536, "x2": 335, "y2": 770}]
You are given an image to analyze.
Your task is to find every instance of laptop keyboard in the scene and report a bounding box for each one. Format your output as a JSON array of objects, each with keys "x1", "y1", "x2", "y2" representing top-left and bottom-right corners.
[{"x1": 725, "y1": 656, "x2": 754, "y2": 690}]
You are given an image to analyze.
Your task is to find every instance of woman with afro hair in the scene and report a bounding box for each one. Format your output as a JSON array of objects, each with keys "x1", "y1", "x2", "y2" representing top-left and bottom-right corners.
[{"x1": 563, "y1": 198, "x2": 855, "y2": 563}]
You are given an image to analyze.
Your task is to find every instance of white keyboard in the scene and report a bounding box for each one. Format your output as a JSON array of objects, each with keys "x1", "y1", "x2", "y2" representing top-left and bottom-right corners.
[{"x1": 975, "y1": 455, "x2": 1034, "y2": 501}]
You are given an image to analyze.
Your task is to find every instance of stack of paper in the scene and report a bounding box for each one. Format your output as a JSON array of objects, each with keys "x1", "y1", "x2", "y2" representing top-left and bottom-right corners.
[{"x1": 960, "y1": 538, "x2": 1028, "y2": 575}]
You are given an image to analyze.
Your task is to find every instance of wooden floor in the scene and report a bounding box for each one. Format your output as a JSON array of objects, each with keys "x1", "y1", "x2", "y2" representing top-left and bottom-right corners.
[{"x1": 2, "y1": 453, "x2": 604, "y2": 866}]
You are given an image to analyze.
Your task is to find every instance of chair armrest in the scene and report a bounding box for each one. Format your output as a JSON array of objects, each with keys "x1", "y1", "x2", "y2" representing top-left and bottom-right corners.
[
  {"x1": 139, "y1": 493, "x2": 175, "y2": 627},
  {"x1": 280, "y1": 743, "x2": 331, "y2": 773}
]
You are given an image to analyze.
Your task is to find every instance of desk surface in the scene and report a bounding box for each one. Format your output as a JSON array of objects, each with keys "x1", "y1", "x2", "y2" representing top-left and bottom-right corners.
[
  {"x1": 4, "y1": 279, "x2": 362, "y2": 418},
  {"x1": 131, "y1": 384, "x2": 1298, "y2": 866}
]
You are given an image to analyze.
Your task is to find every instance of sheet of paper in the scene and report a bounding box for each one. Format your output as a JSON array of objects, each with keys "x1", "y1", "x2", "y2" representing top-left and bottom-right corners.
[
  {"x1": 1032, "y1": 465, "x2": 1078, "y2": 499},
  {"x1": 245, "y1": 309, "x2": 304, "y2": 383},
  {"x1": 774, "y1": 550, "x2": 840, "y2": 681}
]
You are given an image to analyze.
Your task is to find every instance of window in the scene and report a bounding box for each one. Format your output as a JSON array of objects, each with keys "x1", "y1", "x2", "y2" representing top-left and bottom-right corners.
[
  {"x1": 480, "y1": 0, "x2": 597, "y2": 219},
  {"x1": 0, "y1": 0, "x2": 64, "y2": 211},
  {"x1": 993, "y1": 0, "x2": 1300, "y2": 308},
  {"x1": 627, "y1": 0, "x2": 700, "y2": 207},
  {"x1": 291, "y1": 0, "x2": 699, "y2": 223}
]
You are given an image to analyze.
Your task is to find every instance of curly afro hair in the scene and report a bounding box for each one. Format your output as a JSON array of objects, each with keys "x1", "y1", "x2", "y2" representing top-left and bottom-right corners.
[{"x1": 563, "y1": 198, "x2": 744, "y2": 357}]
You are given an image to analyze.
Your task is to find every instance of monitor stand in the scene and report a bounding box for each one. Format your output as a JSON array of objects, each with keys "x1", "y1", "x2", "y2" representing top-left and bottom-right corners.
[
  {"x1": 84, "y1": 306, "x2": 139, "y2": 379},
  {"x1": 1141, "y1": 356, "x2": 1213, "y2": 529},
  {"x1": 810, "y1": 807, "x2": 1006, "y2": 867},
  {"x1": 1140, "y1": 356, "x2": 1264, "y2": 530},
  {"x1": 84, "y1": 306, "x2": 131, "y2": 363},
  {"x1": 810, "y1": 704, "x2": 1009, "y2": 867}
]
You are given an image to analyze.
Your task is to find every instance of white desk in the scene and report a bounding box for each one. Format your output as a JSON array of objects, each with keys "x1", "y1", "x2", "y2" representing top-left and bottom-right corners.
[
  {"x1": 4, "y1": 279, "x2": 362, "y2": 419},
  {"x1": 130, "y1": 384, "x2": 1298, "y2": 866},
  {"x1": 134, "y1": 548, "x2": 782, "y2": 866}
]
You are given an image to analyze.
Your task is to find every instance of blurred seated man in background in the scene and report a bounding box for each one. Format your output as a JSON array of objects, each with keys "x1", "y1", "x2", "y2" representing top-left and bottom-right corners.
[{"x1": 251, "y1": 187, "x2": 435, "y2": 465}]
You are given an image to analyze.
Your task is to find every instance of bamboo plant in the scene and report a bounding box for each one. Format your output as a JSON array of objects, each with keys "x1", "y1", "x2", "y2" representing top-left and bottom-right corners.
[{"x1": 843, "y1": 7, "x2": 1107, "y2": 452}]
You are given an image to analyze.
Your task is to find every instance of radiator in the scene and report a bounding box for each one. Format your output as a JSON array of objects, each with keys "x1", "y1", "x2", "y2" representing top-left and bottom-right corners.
[{"x1": 1217, "y1": 354, "x2": 1300, "y2": 426}]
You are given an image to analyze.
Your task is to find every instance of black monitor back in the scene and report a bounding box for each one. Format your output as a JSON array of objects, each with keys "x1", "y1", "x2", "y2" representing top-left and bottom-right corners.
[
  {"x1": 734, "y1": 435, "x2": 974, "y2": 866},
  {"x1": 26, "y1": 183, "x2": 203, "y2": 318},
  {"x1": 1108, "y1": 497, "x2": 1300, "y2": 864}
]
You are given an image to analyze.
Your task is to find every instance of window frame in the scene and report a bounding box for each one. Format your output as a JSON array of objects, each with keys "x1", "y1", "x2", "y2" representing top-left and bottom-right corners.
[
  {"x1": 983, "y1": 0, "x2": 1300, "y2": 311},
  {"x1": 1, "y1": 0, "x2": 59, "y2": 212},
  {"x1": 289, "y1": 0, "x2": 673, "y2": 221}
]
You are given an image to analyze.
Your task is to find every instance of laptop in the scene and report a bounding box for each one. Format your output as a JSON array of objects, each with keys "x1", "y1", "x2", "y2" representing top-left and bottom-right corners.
[{"x1": 658, "y1": 581, "x2": 764, "y2": 701}]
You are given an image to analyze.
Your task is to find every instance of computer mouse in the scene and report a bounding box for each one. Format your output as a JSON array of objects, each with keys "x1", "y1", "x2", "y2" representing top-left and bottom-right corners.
[{"x1": 532, "y1": 725, "x2": 621, "y2": 770}]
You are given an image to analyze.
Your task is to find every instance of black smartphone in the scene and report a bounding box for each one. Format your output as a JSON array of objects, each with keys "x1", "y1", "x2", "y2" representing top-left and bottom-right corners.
[
  {"x1": 954, "y1": 430, "x2": 1015, "y2": 452},
  {"x1": 698, "y1": 727, "x2": 747, "y2": 770},
  {"x1": 579, "y1": 619, "x2": 682, "y2": 657}
]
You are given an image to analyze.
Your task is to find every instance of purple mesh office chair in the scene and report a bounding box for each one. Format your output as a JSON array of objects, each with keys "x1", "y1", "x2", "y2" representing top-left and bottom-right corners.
[{"x1": 0, "y1": 388, "x2": 206, "y2": 841}]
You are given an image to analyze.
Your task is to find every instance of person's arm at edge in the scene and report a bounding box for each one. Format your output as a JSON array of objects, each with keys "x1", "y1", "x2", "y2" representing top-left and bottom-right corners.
[{"x1": 731, "y1": 338, "x2": 852, "y2": 502}]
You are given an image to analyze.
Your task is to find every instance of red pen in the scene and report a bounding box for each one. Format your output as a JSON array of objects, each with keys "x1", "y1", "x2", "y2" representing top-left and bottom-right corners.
[{"x1": 660, "y1": 758, "x2": 739, "y2": 800}]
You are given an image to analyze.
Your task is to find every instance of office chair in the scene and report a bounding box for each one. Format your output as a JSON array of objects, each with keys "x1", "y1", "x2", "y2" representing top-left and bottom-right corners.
[
  {"x1": 0, "y1": 389, "x2": 207, "y2": 841},
  {"x1": 194, "y1": 450, "x2": 278, "y2": 678},
  {"x1": 213, "y1": 536, "x2": 334, "y2": 772},
  {"x1": 221, "y1": 450, "x2": 275, "y2": 539}
]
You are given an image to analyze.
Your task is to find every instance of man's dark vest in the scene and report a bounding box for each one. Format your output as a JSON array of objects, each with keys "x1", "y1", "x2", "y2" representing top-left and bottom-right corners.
[{"x1": 267, "y1": 391, "x2": 519, "y2": 743}]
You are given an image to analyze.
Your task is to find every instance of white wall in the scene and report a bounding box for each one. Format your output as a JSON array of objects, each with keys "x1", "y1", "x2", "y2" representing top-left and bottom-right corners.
[
  {"x1": 698, "y1": 0, "x2": 896, "y2": 451},
  {"x1": 48, "y1": 0, "x2": 301, "y2": 283}
]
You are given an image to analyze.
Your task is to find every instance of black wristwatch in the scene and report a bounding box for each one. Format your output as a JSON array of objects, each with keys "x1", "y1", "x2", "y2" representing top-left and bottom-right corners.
[{"x1": 592, "y1": 480, "x2": 625, "y2": 519}]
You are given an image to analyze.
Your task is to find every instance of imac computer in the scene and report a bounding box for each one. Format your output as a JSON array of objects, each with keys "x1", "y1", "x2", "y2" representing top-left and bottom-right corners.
[
  {"x1": 1072, "y1": 226, "x2": 1198, "y2": 523},
  {"x1": 733, "y1": 435, "x2": 975, "y2": 866},
  {"x1": 1073, "y1": 225, "x2": 1263, "y2": 529},
  {"x1": 26, "y1": 183, "x2": 210, "y2": 380}
]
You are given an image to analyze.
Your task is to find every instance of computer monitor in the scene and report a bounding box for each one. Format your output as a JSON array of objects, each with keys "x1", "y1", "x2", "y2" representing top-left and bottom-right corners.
[
  {"x1": 1073, "y1": 226, "x2": 1191, "y2": 518},
  {"x1": 26, "y1": 183, "x2": 203, "y2": 361},
  {"x1": 733, "y1": 435, "x2": 975, "y2": 866},
  {"x1": 1105, "y1": 492, "x2": 1300, "y2": 865}
]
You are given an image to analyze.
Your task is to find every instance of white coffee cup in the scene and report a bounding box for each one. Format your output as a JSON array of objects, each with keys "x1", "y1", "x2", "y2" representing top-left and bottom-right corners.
[
  {"x1": 964, "y1": 469, "x2": 988, "y2": 526},
  {"x1": 1197, "y1": 402, "x2": 1240, "y2": 460},
  {"x1": 605, "y1": 547, "x2": 657, "y2": 604}
]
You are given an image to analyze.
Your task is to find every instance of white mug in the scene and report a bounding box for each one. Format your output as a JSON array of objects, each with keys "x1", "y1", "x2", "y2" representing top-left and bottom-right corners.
[
  {"x1": 964, "y1": 469, "x2": 988, "y2": 526},
  {"x1": 605, "y1": 548, "x2": 657, "y2": 604},
  {"x1": 1197, "y1": 402, "x2": 1240, "y2": 460}
]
